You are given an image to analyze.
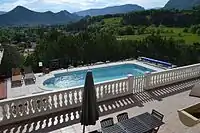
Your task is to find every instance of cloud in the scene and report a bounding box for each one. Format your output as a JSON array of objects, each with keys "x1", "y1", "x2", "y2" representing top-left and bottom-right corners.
[{"x1": 0, "y1": 0, "x2": 169, "y2": 12}]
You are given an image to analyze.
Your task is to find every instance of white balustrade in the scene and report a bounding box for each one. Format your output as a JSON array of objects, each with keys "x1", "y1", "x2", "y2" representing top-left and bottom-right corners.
[
  {"x1": 96, "y1": 77, "x2": 130, "y2": 102},
  {"x1": 0, "y1": 76, "x2": 131, "y2": 126},
  {"x1": 0, "y1": 86, "x2": 83, "y2": 126},
  {"x1": 145, "y1": 63, "x2": 200, "y2": 90},
  {"x1": 0, "y1": 63, "x2": 200, "y2": 126},
  {"x1": 132, "y1": 75, "x2": 147, "y2": 93}
]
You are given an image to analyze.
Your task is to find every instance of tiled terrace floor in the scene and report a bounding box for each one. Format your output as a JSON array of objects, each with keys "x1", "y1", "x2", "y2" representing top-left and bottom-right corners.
[{"x1": 1, "y1": 78, "x2": 200, "y2": 133}]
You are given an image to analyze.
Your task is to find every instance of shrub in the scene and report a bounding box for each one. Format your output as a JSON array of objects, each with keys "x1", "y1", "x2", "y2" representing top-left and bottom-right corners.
[
  {"x1": 183, "y1": 28, "x2": 188, "y2": 33},
  {"x1": 196, "y1": 29, "x2": 200, "y2": 35}
]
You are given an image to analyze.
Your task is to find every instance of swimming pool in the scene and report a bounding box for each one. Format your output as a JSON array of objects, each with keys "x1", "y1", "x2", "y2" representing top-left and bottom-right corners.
[{"x1": 43, "y1": 64, "x2": 154, "y2": 89}]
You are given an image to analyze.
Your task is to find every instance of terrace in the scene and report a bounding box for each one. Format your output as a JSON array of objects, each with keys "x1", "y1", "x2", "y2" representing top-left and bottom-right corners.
[{"x1": 1, "y1": 60, "x2": 200, "y2": 133}]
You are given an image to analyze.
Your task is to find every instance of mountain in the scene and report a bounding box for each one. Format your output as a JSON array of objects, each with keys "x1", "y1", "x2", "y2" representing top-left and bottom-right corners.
[
  {"x1": 0, "y1": 11, "x2": 6, "y2": 15},
  {"x1": 75, "y1": 4, "x2": 145, "y2": 16},
  {"x1": 0, "y1": 6, "x2": 81, "y2": 26},
  {"x1": 164, "y1": 0, "x2": 200, "y2": 9}
]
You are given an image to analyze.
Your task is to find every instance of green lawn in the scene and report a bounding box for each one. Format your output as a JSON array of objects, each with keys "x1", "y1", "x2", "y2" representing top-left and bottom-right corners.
[
  {"x1": 103, "y1": 17, "x2": 122, "y2": 26},
  {"x1": 117, "y1": 27, "x2": 200, "y2": 44}
]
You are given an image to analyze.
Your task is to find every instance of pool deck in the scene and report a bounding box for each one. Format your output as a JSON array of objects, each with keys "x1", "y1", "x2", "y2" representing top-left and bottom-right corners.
[
  {"x1": 6, "y1": 60, "x2": 164, "y2": 98},
  {"x1": 1, "y1": 78, "x2": 200, "y2": 133},
  {"x1": 51, "y1": 80, "x2": 200, "y2": 133}
]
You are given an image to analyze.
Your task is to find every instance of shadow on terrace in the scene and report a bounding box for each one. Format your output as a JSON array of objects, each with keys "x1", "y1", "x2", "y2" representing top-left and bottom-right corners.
[{"x1": 0, "y1": 78, "x2": 199, "y2": 133}]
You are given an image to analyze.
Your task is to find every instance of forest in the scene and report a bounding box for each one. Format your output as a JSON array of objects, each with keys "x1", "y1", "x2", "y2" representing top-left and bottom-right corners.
[{"x1": 0, "y1": 7, "x2": 200, "y2": 77}]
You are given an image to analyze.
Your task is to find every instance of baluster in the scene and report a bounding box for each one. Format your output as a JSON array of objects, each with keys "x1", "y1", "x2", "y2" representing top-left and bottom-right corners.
[
  {"x1": 24, "y1": 101, "x2": 29, "y2": 115},
  {"x1": 32, "y1": 98, "x2": 37, "y2": 113},
  {"x1": 53, "y1": 94, "x2": 58, "y2": 108},
  {"x1": 116, "y1": 82, "x2": 120, "y2": 94},
  {"x1": 159, "y1": 74, "x2": 162, "y2": 84},
  {"x1": 142, "y1": 77, "x2": 144, "y2": 91},
  {"x1": 176, "y1": 70, "x2": 179, "y2": 80},
  {"x1": 111, "y1": 83, "x2": 114, "y2": 95},
  {"x1": 96, "y1": 86, "x2": 99, "y2": 100},
  {"x1": 18, "y1": 103, "x2": 23, "y2": 116},
  {"x1": 28, "y1": 99, "x2": 34, "y2": 115},
  {"x1": 164, "y1": 73, "x2": 167, "y2": 83},
  {"x1": 14, "y1": 102, "x2": 20, "y2": 118},
  {"x1": 75, "y1": 90, "x2": 79, "y2": 104},
  {"x1": 71, "y1": 111, "x2": 75, "y2": 120},
  {"x1": 80, "y1": 89, "x2": 83, "y2": 103},
  {"x1": 160, "y1": 74, "x2": 163, "y2": 84},
  {"x1": 102, "y1": 85, "x2": 105, "y2": 98},
  {"x1": 167, "y1": 73, "x2": 169, "y2": 82},
  {"x1": 63, "y1": 112, "x2": 67, "y2": 123},
  {"x1": 36, "y1": 99, "x2": 41, "y2": 112},
  {"x1": 122, "y1": 81, "x2": 125, "y2": 92},
  {"x1": 178, "y1": 70, "x2": 181, "y2": 80},
  {"x1": 71, "y1": 90, "x2": 76, "y2": 105},
  {"x1": 175, "y1": 71, "x2": 177, "y2": 80},
  {"x1": 171, "y1": 72, "x2": 174, "y2": 81},
  {"x1": 42, "y1": 96, "x2": 48, "y2": 111},
  {"x1": 63, "y1": 92, "x2": 67, "y2": 106},
  {"x1": 113, "y1": 83, "x2": 117, "y2": 95},
  {"x1": 68, "y1": 91, "x2": 72, "y2": 106},
  {"x1": 68, "y1": 112, "x2": 72, "y2": 121},
  {"x1": 57, "y1": 93, "x2": 61, "y2": 108},
  {"x1": 152, "y1": 76, "x2": 154, "y2": 86},
  {"x1": 165, "y1": 72, "x2": 169, "y2": 83},
  {"x1": 105, "y1": 84, "x2": 108, "y2": 95},
  {"x1": 138, "y1": 78, "x2": 141, "y2": 91},
  {"x1": 108, "y1": 83, "x2": 111, "y2": 94},
  {"x1": 10, "y1": 103, "x2": 17, "y2": 118},
  {"x1": 151, "y1": 76, "x2": 153, "y2": 86},
  {"x1": 108, "y1": 84, "x2": 111, "y2": 94},
  {"x1": 74, "y1": 90, "x2": 77, "y2": 104},
  {"x1": 180, "y1": 70, "x2": 183, "y2": 79},
  {"x1": 79, "y1": 89, "x2": 82, "y2": 104},
  {"x1": 47, "y1": 95, "x2": 52, "y2": 110},
  {"x1": 64, "y1": 92, "x2": 68, "y2": 106},
  {"x1": 118, "y1": 82, "x2": 122, "y2": 94},
  {"x1": 1, "y1": 104, "x2": 8, "y2": 120}
]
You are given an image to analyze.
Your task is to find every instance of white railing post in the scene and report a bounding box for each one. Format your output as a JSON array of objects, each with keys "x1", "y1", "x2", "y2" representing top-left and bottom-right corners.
[
  {"x1": 127, "y1": 74, "x2": 134, "y2": 94},
  {"x1": 144, "y1": 72, "x2": 151, "y2": 90}
]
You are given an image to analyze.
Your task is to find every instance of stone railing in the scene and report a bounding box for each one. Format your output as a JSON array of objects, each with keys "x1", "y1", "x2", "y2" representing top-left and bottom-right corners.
[
  {"x1": 0, "y1": 63, "x2": 200, "y2": 126},
  {"x1": 0, "y1": 75, "x2": 133, "y2": 126}
]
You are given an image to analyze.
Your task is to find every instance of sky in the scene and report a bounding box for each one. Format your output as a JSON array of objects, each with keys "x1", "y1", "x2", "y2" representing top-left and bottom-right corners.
[{"x1": 0, "y1": 0, "x2": 169, "y2": 13}]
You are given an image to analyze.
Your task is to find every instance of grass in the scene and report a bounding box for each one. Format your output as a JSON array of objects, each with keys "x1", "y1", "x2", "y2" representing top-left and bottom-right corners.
[
  {"x1": 103, "y1": 17, "x2": 122, "y2": 26},
  {"x1": 118, "y1": 27, "x2": 200, "y2": 44}
]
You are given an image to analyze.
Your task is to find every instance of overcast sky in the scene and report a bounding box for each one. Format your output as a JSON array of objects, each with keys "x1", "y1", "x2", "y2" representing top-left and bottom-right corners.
[{"x1": 0, "y1": 0, "x2": 169, "y2": 12}]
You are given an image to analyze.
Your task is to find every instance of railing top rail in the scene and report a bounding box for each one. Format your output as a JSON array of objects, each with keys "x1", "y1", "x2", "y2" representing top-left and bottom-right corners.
[{"x1": 95, "y1": 77, "x2": 127, "y2": 85}]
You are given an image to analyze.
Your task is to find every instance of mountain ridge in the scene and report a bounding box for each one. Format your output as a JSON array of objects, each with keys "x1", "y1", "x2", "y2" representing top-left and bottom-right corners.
[
  {"x1": 0, "y1": 6, "x2": 81, "y2": 26},
  {"x1": 0, "y1": 11, "x2": 6, "y2": 15},
  {"x1": 164, "y1": 0, "x2": 200, "y2": 9},
  {"x1": 75, "y1": 4, "x2": 145, "y2": 16}
]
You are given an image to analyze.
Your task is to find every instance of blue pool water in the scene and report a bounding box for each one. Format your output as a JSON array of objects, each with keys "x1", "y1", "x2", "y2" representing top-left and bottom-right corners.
[{"x1": 43, "y1": 64, "x2": 154, "y2": 89}]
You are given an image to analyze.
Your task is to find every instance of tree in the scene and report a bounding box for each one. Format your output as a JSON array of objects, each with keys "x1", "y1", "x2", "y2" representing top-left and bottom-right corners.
[
  {"x1": 196, "y1": 29, "x2": 200, "y2": 35},
  {"x1": 0, "y1": 44, "x2": 23, "y2": 77},
  {"x1": 183, "y1": 28, "x2": 188, "y2": 33}
]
